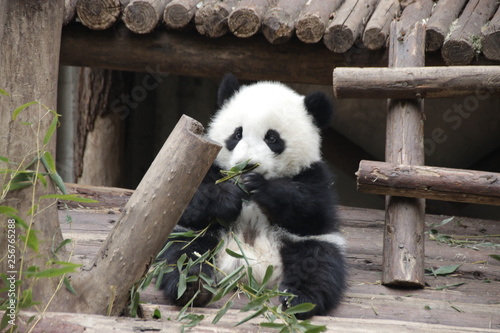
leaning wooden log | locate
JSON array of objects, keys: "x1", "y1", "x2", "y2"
[
  {"x1": 333, "y1": 66, "x2": 500, "y2": 99},
  {"x1": 195, "y1": 0, "x2": 236, "y2": 38},
  {"x1": 442, "y1": 0, "x2": 498, "y2": 66},
  {"x1": 323, "y1": 0, "x2": 378, "y2": 53},
  {"x1": 295, "y1": 0, "x2": 343, "y2": 44},
  {"x1": 76, "y1": 0, "x2": 124, "y2": 30},
  {"x1": 228, "y1": 0, "x2": 277, "y2": 38},
  {"x1": 48, "y1": 115, "x2": 221, "y2": 315},
  {"x1": 262, "y1": 0, "x2": 308, "y2": 45},
  {"x1": 123, "y1": 0, "x2": 168, "y2": 34},
  {"x1": 163, "y1": 0, "x2": 200, "y2": 29},
  {"x1": 425, "y1": 0, "x2": 468, "y2": 52},
  {"x1": 362, "y1": 0, "x2": 400, "y2": 50},
  {"x1": 357, "y1": 160, "x2": 500, "y2": 206},
  {"x1": 64, "y1": 0, "x2": 78, "y2": 25},
  {"x1": 383, "y1": 21, "x2": 426, "y2": 288},
  {"x1": 482, "y1": 6, "x2": 500, "y2": 61}
]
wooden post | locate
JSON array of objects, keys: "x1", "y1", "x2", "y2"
[
  {"x1": 295, "y1": 0, "x2": 343, "y2": 44},
  {"x1": 228, "y1": 0, "x2": 277, "y2": 38},
  {"x1": 163, "y1": 0, "x2": 201, "y2": 30},
  {"x1": 76, "y1": 0, "x2": 124, "y2": 30},
  {"x1": 357, "y1": 160, "x2": 500, "y2": 206},
  {"x1": 425, "y1": 0, "x2": 468, "y2": 52},
  {"x1": 332, "y1": 66, "x2": 500, "y2": 99},
  {"x1": 323, "y1": 0, "x2": 378, "y2": 53},
  {"x1": 441, "y1": 0, "x2": 497, "y2": 65},
  {"x1": 123, "y1": 0, "x2": 169, "y2": 34},
  {"x1": 362, "y1": 0, "x2": 399, "y2": 50},
  {"x1": 262, "y1": 0, "x2": 308, "y2": 45},
  {"x1": 383, "y1": 21, "x2": 426, "y2": 287},
  {"x1": 194, "y1": 0, "x2": 236, "y2": 37},
  {"x1": 49, "y1": 115, "x2": 221, "y2": 315}
]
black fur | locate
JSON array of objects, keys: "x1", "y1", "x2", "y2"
[
  {"x1": 304, "y1": 91, "x2": 334, "y2": 129},
  {"x1": 217, "y1": 73, "x2": 240, "y2": 107}
]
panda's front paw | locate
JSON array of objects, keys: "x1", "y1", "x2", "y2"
[
  {"x1": 242, "y1": 172, "x2": 267, "y2": 194},
  {"x1": 279, "y1": 285, "x2": 317, "y2": 320}
]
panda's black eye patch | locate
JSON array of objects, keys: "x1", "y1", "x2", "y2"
[
  {"x1": 225, "y1": 126, "x2": 243, "y2": 151},
  {"x1": 265, "y1": 129, "x2": 285, "y2": 154}
]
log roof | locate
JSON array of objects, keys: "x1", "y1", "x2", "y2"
[{"x1": 65, "y1": 0, "x2": 500, "y2": 66}]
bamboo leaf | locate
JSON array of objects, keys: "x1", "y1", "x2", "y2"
[
  {"x1": 54, "y1": 239, "x2": 72, "y2": 255},
  {"x1": 284, "y1": 302, "x2": 316, "y2": 315},
  {"x1": 152, "y1": 308, "x2": 162, "y2": 319},
  {"x1": 235, "y1": 307, "x2": 266, "y2": 326},
  {"x1": 434, "y1": 282, "x2": 466, "y2": 290},
  {"x1": 429, "y1": 264, "x2": 461, "y2": 276},
  {"x1": 489, "y1": 254, "x2": 500, "y2": 261},
  {"x1": 0, "y1": 88, "x2": 9, "y2": 96},
  {"x1": 63, "y1": 276, "x2": 76, "y2": 295},
  {"x1": 225, "y1": 248, "x2": 245, "y2": 259},
  {"x1": 40, "y1": 194, "x2": 98, "y2": 203},
  {"x1": 212, "y1": 301, "x2": 234, "y2": 324},
  {"x1": 0, "y1": 156, "x2": 8, "y2": 163},
  {"x1": 43, "y1": 116, "x2": 59, "y2": 145},
  {"x1": 0, "y1": 205, "x2": 19, "y2": 215},
  {"x1": 12, "y1": 101, "x2": 39, "y2": 120},
  {"x1": 33, "y1": 264, "x2": 81, "y2": 278},
  {"x1": 20, "y1": 229, "x2": 39, "y2": 253},
  {"x1": 177, "y1": 273, "x2": 187, "y2": 299},
  {"x1": 41, "y1": 151, "x2": 56, "y2": 173}
]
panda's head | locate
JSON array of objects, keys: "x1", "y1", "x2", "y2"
[{"x1": 207, "y1": 74, "x2": 333, "y2": 179}]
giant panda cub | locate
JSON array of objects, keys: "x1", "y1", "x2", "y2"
[{"x1": 159, "y1": 74, "x2": 346, "y2": 319}]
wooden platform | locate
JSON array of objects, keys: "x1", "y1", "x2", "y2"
[{"x1": 57, "y1": 184, "x2": 500, "y2": 332}]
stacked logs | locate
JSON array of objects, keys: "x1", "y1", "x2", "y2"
[{"x1": 67, "y1": 0, "x2": 500, "y2": 63}]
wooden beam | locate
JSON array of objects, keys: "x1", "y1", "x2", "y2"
[
  {"x1": 482, "y1": 6, "x2": 500, "y2": 61},
  {"x1": 362, "y1": 0, "x2": 400, "y2": 50},
  {"x1": 441, "y1": 0, "x2": 498, "y2": 66},
  {"x1": 323, "y1": 0, "x2": 378, "y2": 53},
  {"x1": 295, "y1": 0, "x2": 342, "y2": 44},
  {"x1": 357, "y1": 160, "x2": 500, "y2": 206},
  {"x1": 194, "y1": 0, "x2": 235, "y2": 38},
  {"x1": 333, "y1": 66, "x2": 500, "y2": 99},
  {"x1": 383, "y1": 21, "x2": 426, "y2": 288},
  {"x1": 425, "y1": 0, "x2": 468, "y2": 52},
  {"x1": 228, "y1": 0, "x2": 276, "y2": 38}
]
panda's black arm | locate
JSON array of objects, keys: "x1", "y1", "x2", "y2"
[
  {"x1": 243, "y1": 162, "x2": 338, "y2": 236},
  {"x1": 179, "y1": 164, "x2": 245, "y2": 230}
]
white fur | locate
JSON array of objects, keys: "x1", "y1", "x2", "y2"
[
  {"x1": 207, "y1": 82, "x2": 322, "y2": 179},
  {"x1": 216, "y1": 202, "x2": 284, "y2": 286}
]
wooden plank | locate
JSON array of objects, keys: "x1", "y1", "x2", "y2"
[
  {"x1": 425, "y1": 0, "x2": 468, "y2": 52},
  {"x1": 333, "y1": 66, "x2": 500, "y2": 99},
  {"x1": 383, "y1": 21, "x2": 426, "y2": 287},
  {"x1": 228, "y1": 0, "x2": 277, "y2": 38},
  {"x1": 357, "y1": 160, "x2": 500, "y2": 206},
  {"x1": 295, "y1": 0, "x2": 343, "y2": 44},
  {"x1": 163, "y1": 0, "x2": 199, "y2": 29},
  {"x1": 123, "y1": 0, "x2": 169, "y2": 34},
  {"x1": 483, "y1": 6, "x2": 500, "y2": 61},
  {"x1": 323, "y1": 0, "x2": 379, "y2": 53},
  {"x1": 362, "y1": 0, "x2": 400, "y2": 50},
  {"x1": 76, "y1": 0, "x2": 124, "y2": 30},
  {"x1": 441, "y1": 0, "x2": 498, "y2": 66},
  {"x1": 261, "y1": 0, "x2": 308, "y2": 45}
]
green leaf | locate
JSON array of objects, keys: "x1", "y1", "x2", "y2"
[
  {"x1": 235, "y1": 307, "x2": 266, "y2": 326},
  {"x1": 0, "y1": 205, "x2": 19, "y2": 215},
  {"x1": 0, "y1": 156, "x2": 8, "y2": 163},
  {"x1": 212, "y1": 301, "x2": 234, "y2": 324},
  {"x1": 41, "y1": 151, "x2": 56, "y2": 173},
  {"x1": 434, "y1": 282, "x2": 466, "y2": 290},
  {"x1": 54, "y1": 239, "x2": 72, "y2": 255},
  {"x1": 63, "y1": 276, "x2": 76, "y2": 295},
  {"x1": 129, "y1": 290, "x2": 140, "y2": 317},
  {"x1": 284, "y1": 302, "x2": 316, "y2": 315},
  {"x1": 20, "y1": 229, "x2": 39, "y2": 252},
  {"x1": 240, "y1": 294, "x2": 272, "y2": 312},
  {"x1": 40, "y1": 194, "x2": 98, "y2": 203},
  {"x1": 152, "y1": 308, "x2": 162, "y2": 319},
  {"x1": 260, "y1": 323, "x2": 286, "y2": 329},
  {"x1": 430, "y1": 264, "x2": 461, "y2": 276},
  {"x1": 0, "y1": 88, "x2": 9, "y2": 96},
  {"x1": 489, "y1": 254, "x2": 500, "y2": 262},
  {"x1": 217, "y1": 265, "x2": 245, "y2": 288},
  {"x1": 12, "y1": 101, "x2": 39, "y2": 120},
  {"x1": 33, "y1": 265, "x2": 80, "y2": 278},
  {"x1": 0, "y1": 311, "x2": 11, "y2": 331},
  {"x1": 43, "y1": 116, "x2": 59, "y2": 145},
  {"x1": 257, "y1": 265, "x2": 274, "y2": 294},
  {"x1": 177, "y1": 273, "x2": 187, "y2": 299},
  {"x1": 301, "y1": 323, "x2": 327, "y2": 333},
  {"x1": 27, "y1": 204, "x2": 39, "y2": 216},
  {"x1": 225, "y1": 248, "x2": 245, "y2": 259}
]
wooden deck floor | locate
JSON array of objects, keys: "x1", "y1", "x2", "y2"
[{"x1": 58, "y1": 185, "x2": 500, "y2": 332}]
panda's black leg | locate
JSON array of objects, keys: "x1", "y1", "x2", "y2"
[
  {"x1": 158, "y1": 229, "x2": 219, "y2": 307},
  {"x1": 278, "y1": 238, "x2": 346, "y2": 320}
]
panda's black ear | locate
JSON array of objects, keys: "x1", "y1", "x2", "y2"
[
  {"x1": 217, "y1": 73, "x2": 240, "y2": 108},
  {"x1": 304, "y1": 92, "x2": 334, "y2": 129}
]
